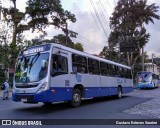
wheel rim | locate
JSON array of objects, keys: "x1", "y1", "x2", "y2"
[
  {"x1": 118, "y1": 88, "x2": 122, "y2": 98},
  {"x1": 73, "y1": 93, "x2": 81, "y2": 103}
]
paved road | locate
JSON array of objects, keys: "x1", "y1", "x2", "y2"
[{"x1": 0, "y1": 88, "x2": 160, "y2": 128}]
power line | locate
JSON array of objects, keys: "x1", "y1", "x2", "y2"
[
  {"x1": 90, "y1": 0, "x2": 108, "y2": 39},
  {"x1": 97, "y1": 1, "x2": 110, "y2": 34},
  {"x1": 99, "y1": 0, "x2": 110, "y2": 19},
  {"x1": 106, "y1": 0, "x2": 112, "y2": 11},
  {"x1": 89, "y1": 5, "x2": 108, "y2": 45},
  {"x1": 75, "y1": 37, "x2": 102, "y2": 52},
  {"x1": 77, "y1": 34, "x2": 105, "y2": 48},
  {"x1": 89, "y1": 7, "x2": 101, "y2": 31},
  {"x1": 74, "y1": 34, "x2": 105, "y2": 53}
]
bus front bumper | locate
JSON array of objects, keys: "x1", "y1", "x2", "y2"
[
  {"x1": 12, "y1": 88, "x2": 73, "y2": 103},
  {"x1": 137, "y1": 82, "x2": 154, "y2": 89}
]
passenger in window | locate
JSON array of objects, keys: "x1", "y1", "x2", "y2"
[
  {"x1": 80, "y1": 67, "x2": 85, "y2": 73},
  {"x1": 53, "y1": 61, "x2": 63, "y2": 72},
  {"x1": 72, "y1": 65, "x2": 77, "y2": 73}
]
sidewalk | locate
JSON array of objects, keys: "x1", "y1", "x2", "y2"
[{"x1": 0, "y1": 90, "x2": 12, "y2": 98}]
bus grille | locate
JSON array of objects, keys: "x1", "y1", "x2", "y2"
[
  {"x1": 15, "y1": 84, "x2": 39, "y2": 88},
  {"x1": 16, "y1": 95, "x2": 34, "y2": 101}
]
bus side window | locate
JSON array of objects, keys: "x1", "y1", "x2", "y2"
[
  {"x1": 72, "y1": 54, "x2": 87, "y2": 74},
  {"x1": 88, "y1": 58, "x2": 100, "y2": 75},
  {"x1": 119, "y1": 67, "x2": 122, "y2": 78},
  {"x1": 100, "y1": 61, "x2": 108, "y2": 76},
  {"x1": 51, "y1": 54, "x2": 68, "y2": 76},
  {"x1": 116, "y1": 66, "x2": 120, "y2": 77}
]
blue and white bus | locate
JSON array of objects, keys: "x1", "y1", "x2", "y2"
[
  {"x1": 137, "y1": 71, "x2": 159, "y2": 89},
  {"x1": 12, "y1": 43, "x2": 133, "y2": 107}
]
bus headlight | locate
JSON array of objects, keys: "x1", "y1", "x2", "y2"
[{"x1": 36, "y1": 83, "x2": 47, "y2": 93}]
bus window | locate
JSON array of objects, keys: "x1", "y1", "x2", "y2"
[
  {"x1": 100, "y1": 61, "x2": 109, "y2": 76},
  {"x1": 100, "y1": 61, "x2": 104, "y2": 76},
  {"x1": 51, "y1": 55, "x2": 68, "y2": 76},
  {"x1": 39, "y1": 59, "x2": 48, "y2": 80},
  {"x1": 72, "y1": 54, "x2": 87, "y2": 73},
  {"x1": 88, "y1": 58, "x2": 100, "y2": 75},
  {"x1": 109, "y1": 64, "x2": 115, "y2": 77}
]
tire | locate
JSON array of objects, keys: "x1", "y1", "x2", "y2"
[
  {"x1": 117, "y1": 87, "x2": 122, "y2": 99},
  {"x1": 71, "y1": 89, "x2": 82, "y2": 107}
]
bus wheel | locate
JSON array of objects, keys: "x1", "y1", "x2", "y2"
[
  {"x1": 71, "y1": 89, "x2": 82, "y2": 107},
  {"x1": 117, "y1": 87, "x2": 122, "y2": 99}
]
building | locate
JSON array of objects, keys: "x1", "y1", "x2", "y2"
[{"x1": 145, "y1": 63, "x2": 158, "y2": 75}]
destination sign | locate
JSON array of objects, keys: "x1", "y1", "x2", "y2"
[{"x1": 23, "y1": 44, "x2": 51, "y2": 55}]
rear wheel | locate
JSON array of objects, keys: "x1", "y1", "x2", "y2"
[
  {"x1": 117, "y1": 87, "x2": 122, "y2": 99},
  {"x1": 71, "y1": 89, "x2": 82, "y2": 107}
]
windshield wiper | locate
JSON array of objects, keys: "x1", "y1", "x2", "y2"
[{"x1": 28, "y1": 52, "x2": 40, "y2": 73}]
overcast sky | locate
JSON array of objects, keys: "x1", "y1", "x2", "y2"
[{"x1": 1, "y1": 0, "x2": 160, "y2": 58}]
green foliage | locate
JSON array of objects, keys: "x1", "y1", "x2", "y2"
[
  {"x1": 1, "y1": 0, "x2": 77, "y2": 69},
  {"x1": 74, "y1": 42, "x2": 84, "y2": 52},
  {"x1": 26, "y1": 0, "x2": 77, "y2": 37},
  {"x1": 108, "y1": 0, "x2": 160, "y2": 68},
  {"x1": 99, "y1": 46, "x2": 127, "y2": 64},
  {"x1": 52, "y1": 34, "x2": 75, "y2": 48}
]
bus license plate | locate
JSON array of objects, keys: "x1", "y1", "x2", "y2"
[{"x1": 21, "y1": 98, "x2": 27, "y2": 102}]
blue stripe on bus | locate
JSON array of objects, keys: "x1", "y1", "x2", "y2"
[
  {"x1": 12, "y1": 86, "x2": 133, "y2": 102},
  {"x1": 137, "y1": 82, "x2": 154, "y2": 88}
]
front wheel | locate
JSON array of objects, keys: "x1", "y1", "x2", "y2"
[
  {"x1": 117, "y1": 87, "x2": 122, "y2": 99},
  {"x1": 70, "y1": 89, "x2": 82, "y2": 107}
]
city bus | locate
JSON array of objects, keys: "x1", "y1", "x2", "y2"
[
  {"x1": 137, "y1": 71, "x2": 159, "y2": 89},
  {"x1": 12, "y1": 43, "x2": 133, "y2": 107}
]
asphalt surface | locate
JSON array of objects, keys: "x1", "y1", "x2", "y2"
[{"x1": 0, "y1": 87, "x2": 160, "y2": 128}]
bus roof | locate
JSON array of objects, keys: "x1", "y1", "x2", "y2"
[
  {"x1": 50, "y1": 43, "x2": 131, "y2": 69},
  {"x1": 24, "y1": 43, "x2": 131, "y2": 69}
]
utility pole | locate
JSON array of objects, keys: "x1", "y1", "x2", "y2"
[
  {"x1": 141, "y1": 21, "x2": 145, "y2": 71},
  {"x1": 152, "y1": 53, "x2": 155, "y2": 73}
]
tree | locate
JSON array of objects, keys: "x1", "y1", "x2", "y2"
[
  {"x1": 52, "y1": 34, "x2": 75, "y2": 48},
  {"x1": 2, "y1": 0, "x2": 77, "y2": 68},
  {"x1": 25, "y1": 0, "x2": 77, "y2": 38},
  {"x1": 74, "y1": 42, "x2": 84, "y2": 51},
  {"x1": 2, "y1": 0, "x2": 26, "y2": 68},
  {"x1": 109, "y1": 0, "x2": 160, "y2": 70},
  {"x1": 99, "y1": 46, "x2": 127, "y2": 64},
  {"x1": 0, "y1": 20, "x2": 11, "y2": 69}
]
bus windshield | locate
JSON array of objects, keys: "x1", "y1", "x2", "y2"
[
  {"x1": 15, "y1": 53, "x2": 49, "y2": 83},
  {"x1": 137, "y1": 72, "x2": 152, "y2": 82}
]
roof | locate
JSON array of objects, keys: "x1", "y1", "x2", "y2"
[{"x1": 50, "y1": 43, "x2": 131, "y2": 69}]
